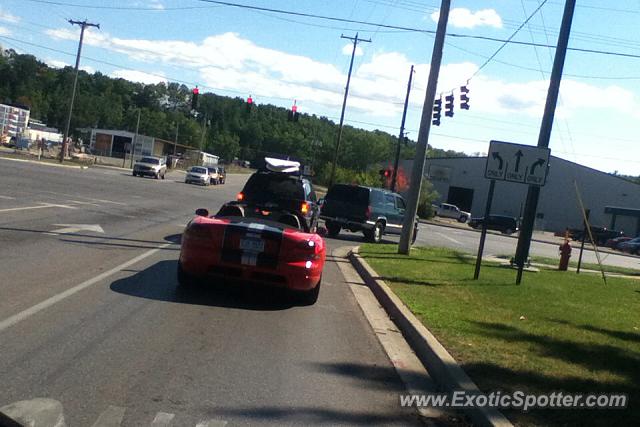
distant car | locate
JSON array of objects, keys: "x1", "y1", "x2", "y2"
[
  {"x1": 185, "y1": 166, "x2": 211, "y2": 186},
  {"x1": 605, "y1": 236, "x2": 632, "y2": 249},
  {"x1": 206, "y1": 166, "x2": 226, "y2": 185},
  {"x1": 618, "y1": 237, "x2": 640, "y2": 255},
  {"x1": 133, "y1": 156, "x2": 166, "y2": 179},
  {"x1": 320, "y1": 184, "x2": 417, "y2": 244},
  {"x1": 434, "y1": 203, "x2": 471, "y2": 223},
  {"x1": 571, "y1": 226, "x2": 624, "y2": 246},
  {"x1": 468, "y1": 215, "x2": 518, "y2": 235},
  {"x1": 235, "y1": 159, "x2": 319, "y2": 232}
]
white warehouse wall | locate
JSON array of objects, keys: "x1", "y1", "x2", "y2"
[{"x1": 397, "y1": 157, "x2": 640, "y2": 234}]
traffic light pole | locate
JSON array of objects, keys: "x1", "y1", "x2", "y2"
[
  {"x1": 391, "y1": 65, "x2": 414, "y2": 193},
  {"x1": 398, "y1": 0, "x2": 450, "y2": 255},
  {"x1": 328, "y1": 33, "x2": 371, "y2": 188},
  {"x1": 59, "y1": 19, "x2": 100, "y2": 163},
  {"x1": 514, "y1": 0, "x2": 576, "y2": 284}
]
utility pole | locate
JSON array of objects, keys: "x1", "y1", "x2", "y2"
[
  {"x1": 59, "y1": 19, "x2": 100, "y2": 163},
  {"x1": 130, "y1": 108, "x2": 141, "y2": 169},
  {"x1": 398, "y1": 0, "x2": 451, "y2": 254},
  {"x1": 514, "y1": 0, "x2": 576, "y2": 284},
  {"x1": 199, "y1": 113, "x2": 208, "y2": 151},
  {"x1": 173, "y1": 122, "x2": 179, "y2": 155},
  {"x1": 328, "y1": 33, "x2": 371, "y2": 187},
  {"x1": 391, "y1": 65, "x2": 415, "y2": 192}
]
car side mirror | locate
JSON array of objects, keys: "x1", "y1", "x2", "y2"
[
  {"x1": 195, "y1": 208, "x2": 209, "y2": 217},
  {"x1": 316, "y1": 226, "x2": 328, "y2": 237}
]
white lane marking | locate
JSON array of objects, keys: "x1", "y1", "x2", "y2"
[
  {"x1": 0, "y1": 243, "x2": 172, "y2": 333},
  {"x1": 41, "y1": 191, "x2": 127, "y2": 206},
  {"x1": 196, "y1": 420, "x2": 228, "y2": 427},
  {"x1": 151, "y1": 412, "x2": 175, "y2": 426},
  {"x1": 66, "y1": 200, "x2": 101, "y2": 207},
  {"x1": 0, "y1": 398, "x2": 67, "y2": 427},
  {"x1": 0, "y1": 203, "x2": 77, "y2": 213},
  {"x1": 49, "y1": 224, "x2": 105, "y2": 234},
  {"x1": 91, "y1": 406, "x2": 125, "y2": 427},
  {"x1": 0, "y1": 195, "x2": 15, "y2": 200},
  {"x1": 435, "y1": 232, "x2": 462, "y2": 245}
]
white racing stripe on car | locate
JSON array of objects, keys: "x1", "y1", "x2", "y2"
[{"x1": 248, "y1": 223, "x2": 266, "y2": 231}]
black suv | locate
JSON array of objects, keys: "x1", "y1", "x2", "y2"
[
  {"x1": 469, "y1": 215, "x2": 518, "y2": 235},
  {"x1": 320, "y1": 184, "x2": 416, "y2": 243},
  {"x1": 234, "y1": 169, "x2": 319, "y2": 232}
]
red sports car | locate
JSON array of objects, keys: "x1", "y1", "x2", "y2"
[{"x1": 178, "y1": 204, "x2": 326, "y2": 305}]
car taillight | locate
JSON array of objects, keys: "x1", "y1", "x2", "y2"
[
  {"x1": 365, "y1": 206, "x2": 371, "y2": 219},
  {"x1": 298, "y1": 238, "x2": 321, "y2": 259},
  {"x1": 237, "y1": 192, "x2": 244, "y2": 201},
  {"x1": 301, "y1": 202, "x2": 309, "y2": 214}
]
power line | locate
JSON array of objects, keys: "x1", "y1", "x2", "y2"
[{"x1": 18, "y1": 0, "x2": 220, "y2": 11}]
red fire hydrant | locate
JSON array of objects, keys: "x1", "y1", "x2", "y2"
[{"x1": 559, "y1": 238, "x2": 572, "y2": 271}]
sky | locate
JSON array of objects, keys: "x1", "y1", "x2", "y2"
[{"x1": 1, "y1": 0, "x2": 640, "y2": 175}]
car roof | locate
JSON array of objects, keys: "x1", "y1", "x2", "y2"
[{"x1": 330, "y1": 183, "x2": 401, "y2": 197}]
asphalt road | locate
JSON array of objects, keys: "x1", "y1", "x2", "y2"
[
  {"x1": 0, "y1": 158, "x2": 421, "y2": 427},
  {"x1": 2, "y1": 158, "x2": 634, "y2": 426}
]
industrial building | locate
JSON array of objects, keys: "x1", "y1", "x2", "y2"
[
  {"x1": 398, "y1": 156, "x2": 640, "y2": 235},
  {"x1": 0, "y1": 103, "x2": 30, "y2": 139}
]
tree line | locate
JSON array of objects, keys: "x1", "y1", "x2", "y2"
[{"x1": 0, "y1": 48, "x2": 467, "y2": 185}]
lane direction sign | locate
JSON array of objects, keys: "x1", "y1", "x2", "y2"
[{"x1": 485, "y1": 140, "x2": 550, "y2": 186}]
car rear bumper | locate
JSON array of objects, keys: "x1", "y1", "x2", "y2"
[
  {"x1": 320, "y1": 216, "x2": 373, "y2": 231},
  {"x1": 179, "y1": 252, "x2": 322, "y2": 291}
]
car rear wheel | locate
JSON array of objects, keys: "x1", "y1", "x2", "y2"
[
  {"x1": 458, "y1": 215, "x2": 468, "y2": 223},
  {"x1": 295, "y1": 277, "x2": 321, "y2": 306},
  {"x1": 161, "y1": 171, "x2": 165, "y2": 180},
  {"x1": 326, "y1": 221, "x2": 341, "y2": 237},
  {"x1": 177, "y1": 262, "x2": 197, "y2": 288},
  {"x1": 412, "y1": 225, "x2": 418, "y2": 244},
  {"x1": 504, "y1": 228, "x2": 514, "y2": 235},
  {"x1": 365, "y1": 221, "x2": 383, "y2": 243}
]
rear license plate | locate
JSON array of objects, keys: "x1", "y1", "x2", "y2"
[{"x1": 240, "y1": 238, "x2": 265, "y2": 252}]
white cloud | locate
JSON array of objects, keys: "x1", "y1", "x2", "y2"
[
  {"x1": 46, "y1": 59, "x2": 68, "y2": 69},
  {"x1": 148, "y1": 0, "x2": 165, "y2": 10},
  {"x1": 44, "y1": 27, "x2": 639, "y2": 120},
  {"x1": 111, "y1": 69, "x2": 166, "y2": 84},
  {"x1": 431, "y1": 8, "x2": 502, "y2": 29},
  {"x1": 0, "y1": 26, "x2": 10, "y2": 36},
  {"x1": 342, "y1": 43, "x2": 363, "y2": 57},
  {"x1": 0, "y1": 8, "x2": 20, "y2": 24}
]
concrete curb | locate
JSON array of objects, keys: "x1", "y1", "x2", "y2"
[
  {"x1": 0, "y1": 155, "x2": 88, "y2": 169},
  {"x1": 419, "y1": 219, "x2": 639, "y2": 260},
  {"x1": 349, "y1": 247, "x2": 513, "y2": 427}
]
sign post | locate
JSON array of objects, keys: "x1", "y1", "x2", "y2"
[
  {"x1": 473, "y1": 179, "x2": 496, "y2": 280},
  {"x1": 479, "y1": 140, "x2": 550, "y2": 282}
]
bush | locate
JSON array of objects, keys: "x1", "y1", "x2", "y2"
[{"x1": 417, "y1": 178, "x2": 439, "y2": 219}]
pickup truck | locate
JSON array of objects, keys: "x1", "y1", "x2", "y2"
[{"x1": 434, "y1": 202, "x2": 471, "y2": 223}]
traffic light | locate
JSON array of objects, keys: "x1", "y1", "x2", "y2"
[
  {"x1": 432, "y1": 97, "x2": 442, "y2": 126},
  {"x1": 288, "y1": 101, "x2": 299, "y2": 122},
  {"x1": 191, "y1": 87, "x2": 199, "y2": 110},
  {"x1": 460, "y1": 85, "x2": 470, "y2": 110},
  {"x1": 445, "y1": 94, "x2": 454, "y2": 117},
  {"x1": 379, "y1": 168, "x2": 392, "y2": 179},
  {"x1": 246, "y1": 95, "x2": 253, "y2": 112}
]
